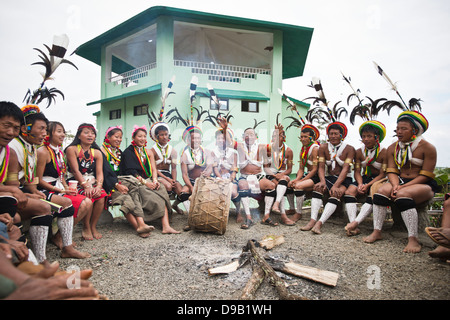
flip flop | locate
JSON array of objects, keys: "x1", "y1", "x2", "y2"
[
  {"x1": 241, "y1": 218, "x2": 254, "y2": 229},
  {"x1": 425, "y1": 227, "x2": 450, "y2": 249},
  {"x1": 261, "y1": 218, "x2": 279, "y2": 227}
]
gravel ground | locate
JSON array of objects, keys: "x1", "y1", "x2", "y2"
[{"x1": 46, "y1": 206, "x2": 449, "y2": 301}]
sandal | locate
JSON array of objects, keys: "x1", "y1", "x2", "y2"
[
  {"x1": 241, "y1": 218, "x2": 254, "y2": 229},
  {"x1": 261, "y1": 218, "x2": 279, "y2": 227}
]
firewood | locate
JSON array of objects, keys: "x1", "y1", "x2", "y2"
[
  {"x1": 258, "y1": 235, "x2": 285, "y2": 250},
  {"x1": 240, "y1": 261, "x2": 265, "y2": 300},
  {"x1": 265, "y1": 256, "x2": 339, "y2": 287},
  {"x1": 244, "y1": 240, "x2": 308, "y2": 300},
  {"x1": 208, "y1": 252, "x2": 250, "y2": 275}
]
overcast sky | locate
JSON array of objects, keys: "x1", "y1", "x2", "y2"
[{"x1": 1, "y1": 0, "x2": 449, "y2": 166}]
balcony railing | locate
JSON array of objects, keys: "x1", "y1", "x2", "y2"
[
  {"x1": 109, "y1": 62, "x2": 157, "y2": 86},
  {"x1": 174, "y1": 60, "x2": 271, "y2": 83}
]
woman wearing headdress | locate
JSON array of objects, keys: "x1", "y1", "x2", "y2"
[
  {"x1": 364, "y1": 63, "x2": 438, "y2": 253},
  {"x1": 120, "y1": 125, "x2": 180, "y2": 234},
  {"x1": 65, "y1": 123, "x2": 107, "y2": 240},
  {"x1": 36, "y1": 121, "x2": 94, "y2": 242},
  {"x1": 300, "y1": 78, "x2": 355, "y2": 234}
]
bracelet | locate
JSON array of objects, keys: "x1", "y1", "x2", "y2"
[
  {"x1": 318, "y1": 157, "x2": 325, "y2": 163},
  {"x1": 344, "y1": 158, "x2": 353, "y2": 164},
  {"x1": 386, "y1": 167, "x2": 400, "y2": 175},
  {"x1": 419, "y1": 170, "x2": 435, "y2": 179},
  {"x1": 354, "y1": 163, "x2": 361, "y2": 169},
  {"x1": 80, "y1": 180, "x2": 87, "y2": 185},
  {"x1": 6, "y1": 173, "x2": 18, "y2": 182}
]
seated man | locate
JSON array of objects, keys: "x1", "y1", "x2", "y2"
[
  {"x1": 237, "y1": 126, "x2": 278, "y2": 228},
  {"x1": 288, "y1": 124, "x2": 320, "y2": 222},
  {"x1": 365, "y1": 110, "x2": 437, "y2": 253},
  {"x1": 149, "y1": 123, "x2": 184, "y2": 214},
  {"x1": 426, "y1": 194, "x2": 450, "y2": 261},
  {"x1": 344, "y1": 120, "x2": 387, "y2": 236},
  {"x1": 301, "y1": 122, "x2": 355, "y2": 234},
  {"x1": 263, "y1": 123, "x2": 295, "y2": 226},
  {"x1": 7, "y1": 105, "x2": 89, "y2": 263}
]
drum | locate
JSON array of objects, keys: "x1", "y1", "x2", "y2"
[{"x1": 188, "y1": 176, "x2": 232, "y2": 235}]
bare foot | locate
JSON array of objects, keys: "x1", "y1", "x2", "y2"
[
  {"x1": 138, "y1": 232, "x2": 151, "y2": 238},
  {"x1": 91, "y1": 228, "x2": 102, "y2": 240},
  {"x1": 271, "y1": 201, "x2": 280, "y2": 213},
  {"x1": 345, "y1": 221, "x2": 360, "y2": 236},
  {"x1": 363, "y1": 230, "x2": 382, "y2": 243},
  {"x1": 291, "y1": 212, "x2": 302, "y2": 222},
  {"x1": 281, "y1": 214, "x2": 295, "y2": 226},
  {"x1": 172, "y1": 204, "x2": 185, "y2": 215},
  {"x1": 82, "y1": 228, "x2": 93, "y2": 241},
  {"x1": 137, "y1": 225, "x2": 155, "y2": 234},
  {"x1": 311, "y1": 221, "x2": 323, "y2": 234},
  {"x1": 236, "y1": 213, "x2": 244, "y2": 224},
  {"x1": 51, "y1": 232, "x2": 63, "y2": 249},
  {"x1": 162, "y1": 226, "x2": 181, "y2": 234},
  {"x1": 300, "y1": 219, "x2": 316, "y2": 231},
  {"x1": 61, "y1": 245, "x2": 91, "y2": 259},
  {"x1": 285, "y1": 209, "x2": 296, "y2": 215},
  {"x1": 403, "y1": 237, "x2": 421, "y2": 253},
  {"x1": 428, "y1": 246, "x2": 450, "y2": 260}
]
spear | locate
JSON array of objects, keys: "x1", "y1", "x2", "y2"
[
  {"x1": 278, "y1": 88, "x2": 306, "y2": 125},
  {"x1": 189, "y1": 76, "x2": 198, "y2": 124}
]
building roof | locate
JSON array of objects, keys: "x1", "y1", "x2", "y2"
[{"x1": 75, "y1": 6, "x2": 313, "y2": 79}]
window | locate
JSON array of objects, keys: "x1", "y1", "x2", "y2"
[
  {"x1": 241, "y1": 101, "x2": 259, "y2": 113},
  {"x1": 210, "y1": 98, "x2": 229, "y2": 111},
  {"x1": 134, "y1": 104, "x2": 148, "y2": 116},
  {"x1": 109, "y1": 109, "x2": 121, "y2": 120}
]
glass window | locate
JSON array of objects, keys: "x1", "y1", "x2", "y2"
[
  {"x1": 109, "y1": 109, "x2": 121, "y2": 120},
  {"x1": 241, "y1": 101, "x2": 259, "y2": 113},
  {"x1": 210, "y1": 98, "x2": 229, "y2": 111},
  {"x1": 134, "y1": 104, "x2": 148, "y2": 116}
]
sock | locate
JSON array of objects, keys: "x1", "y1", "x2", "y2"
[
  {"x1": 29, "y1": 215, "x2": 53, "y2": 263},
  {"x1": 395, "y1": 198, "x2": 418, "y2": 238},
  {"x1": 280, "y1": 196, "x2": 286, "y2": 214},
  {"x1": 355, "y1": 203, "x2": 373, "y2": 224},
  {"x1": 264, "y1": 190, "x2": 276, "y2": 216},
  {"x1": 275, "y1": 180, "x2": 287, "y2": 203},
  {"x1": 286, "y1": 188, "x2": 295, "y2": 211},
  {"x1": 232, "y1": 195, "x2": 241, "y2": 214},
  {"x1": 319, "y1": 197, "x2": 339, "y2": 224},
  {"x1": 310, "y1": 191, "x2": 323, "y2": 221},
  {"x1": 57, "y1": 216, "x2": 74, "y2": 247},
  {"x1": 344, "y1": 195, "x2": 357, "y2": 222},
  {"x1": 372, "y1": 193, "x2": 390, "y2": 231},
  {"x1": 294, "y1": 189, "x2": 305, "y2": 214},
  {"x1": 178, "y1": 193, "x2": 191, "y2": 212}
]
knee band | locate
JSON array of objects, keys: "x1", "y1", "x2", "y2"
[
  {"x1": 55, "y1": 205, "x2": 75, "y2": 218},
  {"x1": 178, "y1": 193, "x2": 191, "y2": 202},
  {"x1": 238, "y1": 190, "x2": 249, "y2": 198},
  {"x1": 394, "y1": 198, "x2": 416, "y2": 211},
  {"x1": 365, "y1": 196, "x2": 373, "y2": 205},
  {"x1": 30, "y1": 214, "x2": 53, "y2": 227},
  {"x1": 285, "y1": 187, "x2": 294, "y2": 194},
  {"x1": 312, "y1": 191, "x2": 323, "y2": 199},
  {"x1": 373, "y1": 193, "x2": 390, "y2": 206},
  {"x1": 265, "y1": 189, "x2": 276, "y2": 197},
  {"x1": 343, "y1": 195, "x2": 357, "y2": 203},
  {"x1": 278, "y1": 179, "x2": 288, "y2": 186},
  {"x1": 328, "y1": 197, "x2": 341, "y2": 205},
  {"x1": 231, "y1": 194, "x2": 241, "y2": 203},
  {"x1": 294, "y1": 189, "x2": 305, "y2": 197}
]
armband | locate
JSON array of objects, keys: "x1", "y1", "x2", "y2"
[
  {"x1": 318, "y1": 157, "x2": 325, "y2": 163},
  {"x1": 5, "y1": 173, "x2": 18, "y2": 182},
  {"x1": 312, "y1": 160, "x2": 318, "y2": 166},
  {"x1": 386, "y1": 167, "x2": 400, "y2": 175},
  {"x1": 344, "y1": 158, "x2": 353, "y2": 164},
  {"x1": 381, "y1": 164, "x2": 387, "y2": 172},
  {"x1": 419, "y1": 170, "x2": 435, "y2": 179},
  {"x1": 354, "y1": 163, "x2": 361, "y2": 169}
]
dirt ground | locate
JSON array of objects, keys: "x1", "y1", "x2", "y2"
[{"x1": 46, "y1": 205, "x2": 449, "y2": 302}]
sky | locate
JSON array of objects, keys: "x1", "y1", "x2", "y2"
[{"x1": 1, "y1": 0, "x2": 449, "y2": 166}]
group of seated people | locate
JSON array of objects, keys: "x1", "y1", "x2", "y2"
[{"x1": 0, "y1": 99, "x2": 447, "y2": 299}]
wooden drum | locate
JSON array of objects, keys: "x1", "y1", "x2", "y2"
[{"x1": 188, "y1": 176, "x2": 232, "y2": 235}]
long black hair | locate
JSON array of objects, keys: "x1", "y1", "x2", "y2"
[{"x1": 66, "y1": 123, "x2": 101, "y2": 151}]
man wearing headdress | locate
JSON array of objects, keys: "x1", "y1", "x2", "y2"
[
  {"x1": 301, "y1": 121, "x2": 355, "y2": 234},
  {"x1": 7, "y1": 105, "x2": 89, "y2": 263},
  {"x1": 344, "y1": 120, "x2": 387, "y2": 236},
  {"x1": 288, "y1": 124, "x2": 321, "y2": 222},
  {"x1": 263, "y1": 122, "x2": 296, "y2": 226},
  {"x1": 364, "y1": 110, "x2": 437, "y2": 253}
]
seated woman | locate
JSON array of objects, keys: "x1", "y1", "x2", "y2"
[
  {"x1": 36, "y1": 121, "x2": 94, "y2": 241},
  {"x1": 120, "y1": 125, "x2": 179, "y2": 234},
  {"x1": 65, "y1": 123, "x2": 107, "y2": 240},
  {"x1": 101, "y1": 126, "x2": 154, "y2": 238}
]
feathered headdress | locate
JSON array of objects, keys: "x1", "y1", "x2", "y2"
[
  {"x1": 23, "y1": 34, "x2": 78, "y2": 108},
  {"x1": 303, "y1": 78, "x2": 348, "y2": 139},
  {"x1": 373, "y1": 62, "x2": 428, "y2": 135},
  {"x1": 166, "y1": 76, "x2": 209, "y2": 143},
  {"x1": 341, "y1": 72, "x2": 387, "y2": 143},
  {"x1": 280, "y1": 88, "x2": 320, "y2": 141},
  {"x1": 148, "y1": 76, "x2": 175, "y2": 142}
]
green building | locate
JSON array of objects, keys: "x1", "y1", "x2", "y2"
[{"x1": 76, "y1": 6, "x2": 313, "y2": 169}]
